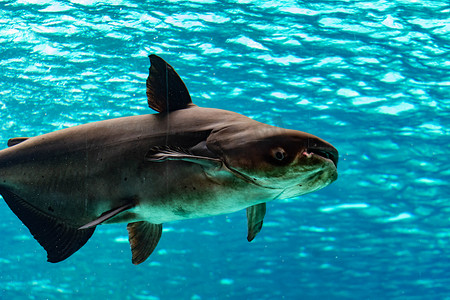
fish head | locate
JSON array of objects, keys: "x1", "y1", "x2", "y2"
[{"x1": 206, "y1": 123, "x2": 338, "y2": 198}]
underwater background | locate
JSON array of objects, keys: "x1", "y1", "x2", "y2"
[{"x1": 0, "y1": 0, "x2": 448, "y2": 299}]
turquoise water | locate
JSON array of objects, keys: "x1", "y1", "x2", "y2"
[{"x1": 0, "y1": 0, "x2": 449, "y2": 299}]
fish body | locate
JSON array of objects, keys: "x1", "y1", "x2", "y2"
[{"x1": 0, "y1": 55, "x2": 338, "y2": 264}]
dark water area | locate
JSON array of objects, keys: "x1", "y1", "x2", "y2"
[{"x1": 0, "y1": 0, "x2": 449, "y2": 299}]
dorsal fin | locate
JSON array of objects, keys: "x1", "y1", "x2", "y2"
[
  {"x1": 7, "y1": 137, "x2": 29, "y2": 147},
  {"x1": 146, "y1": 54, "x2": 193, "y2": 113}
]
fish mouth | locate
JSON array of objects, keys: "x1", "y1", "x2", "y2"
[
  {"x1": 304, "y1": 147, "x2": 338, "y2": 168},
  {"x1": 301, "y1": 147, "x2": 339, "y2": 185},
  {"x1": 274, "y1": 149, "x2": 339, "y2": 200}
]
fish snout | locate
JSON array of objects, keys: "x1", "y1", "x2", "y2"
[
  {"x1": 304, "y1": 146, "x2": 338, "y2": 168},
  {"x1": 301, "y1": 134, "x2": 339, "y2": 168}
]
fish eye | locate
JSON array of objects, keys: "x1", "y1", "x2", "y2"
[{"x1": 271, "y1": 147, "x2": 287, "y2": 161}]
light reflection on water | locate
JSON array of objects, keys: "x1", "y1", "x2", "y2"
[{"x1": 0, "y1": 0, "x2": 449, "y2": 299}]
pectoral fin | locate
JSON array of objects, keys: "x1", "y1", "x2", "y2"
[
  {"x1": 145, "y1": 146, "x2": 222, "y2": 168},
  {"x1": 0, "y1": 189, "x2": 95, "y2": 263},
  {"x1": 127, "y1": 221, "x2": 162, "y2": 265},
  {"x1": 246, "y1": 203, "x2": 266, "y2": 242}
]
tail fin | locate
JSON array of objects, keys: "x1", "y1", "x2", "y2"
[{"x1": 0, "y1": 189, "x2": 95, "y2": 262}]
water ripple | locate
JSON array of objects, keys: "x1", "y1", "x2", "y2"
[{"x1": 0, "y1": 0, "x2": 449, "y2": 299}]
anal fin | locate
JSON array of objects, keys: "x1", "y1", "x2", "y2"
[
  {"x1": 0, "y1": 189, "x2": 95, "y2": 263},
  {"x1": 246, "y1": 203, "x2": 266, "y2": 242},
  {"x1": 79, "y1": 203, "x2": 134, "y2": 229},
  {"x1": 127, "y1": 221, "x2": 162, "y2": 265}
]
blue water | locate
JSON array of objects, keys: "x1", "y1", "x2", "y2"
[{"x1": 0, "y1": 0, "x2": 449, "y2": 299}]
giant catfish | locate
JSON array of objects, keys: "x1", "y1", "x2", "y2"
[{"x1": 0, "y1": 55, "x2": 338, "y2": 264}]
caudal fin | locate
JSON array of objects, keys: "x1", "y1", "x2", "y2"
[{"x1": 0, "y1": 189, "x2": 95, "y2": 262}]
